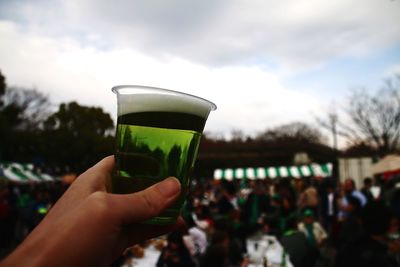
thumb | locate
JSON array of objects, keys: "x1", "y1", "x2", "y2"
[{"x1": 108, "y1": 177, "x2": 181, "y2": 225}]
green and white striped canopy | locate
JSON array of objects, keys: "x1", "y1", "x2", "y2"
[
  {"x1": 0, "y1": 163, "x2": 55, "y2": 183},
  {"x1": 214, "y1": 163, "x2": 333, "y2": 180}
]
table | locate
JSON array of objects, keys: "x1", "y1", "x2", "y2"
[
  {"x1": 122, "y1": 244, "x2": 161, "y2": 267},
  {"x1": 247, "y1": 235, "x2": 294, "y2": 267}
]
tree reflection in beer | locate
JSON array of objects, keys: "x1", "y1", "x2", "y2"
[
  {"x1": 167, "y1": 145, "x2": 182, "y2": 178},
  {"x1": 113, "y1": 111, "x2": 204, "y2": 224}
]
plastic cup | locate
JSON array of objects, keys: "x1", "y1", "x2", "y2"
[{"x1": 111, "y1": 85, "x2": 216, "y2": 225}]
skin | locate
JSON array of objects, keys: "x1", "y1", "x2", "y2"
[
  {"x1": 303, "y1": 216, "x2": 314, "y2": 225},
  {"x1": 343, "y1": 179, "x2": 355, "y2": 194},
  {"x1": 0, "y1": 156, "x2": 184, "y2": 267},
  {"x1": 339, "y1": 179, "x2": 356, "y2": 212}
]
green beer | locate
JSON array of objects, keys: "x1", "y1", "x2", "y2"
[{"x1": 111, "y1": 86, "x2": 216, "y2": 225}]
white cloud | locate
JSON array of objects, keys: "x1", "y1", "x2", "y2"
[
  {"x1": 1, "y1": 0, "x2": 399, "y2": 72},
  {"x1": 0, "y1": 20, "x2": 324, "y2": 136},
  {"x1": 1, "y1": 0, "x2": 397, "y2": 140},
  {"x1": 0, "y1": 0, "x2": 400, "y2": 71},
  {"x1": 384, "y1": 64, "x2": 400, "y2": 78}
]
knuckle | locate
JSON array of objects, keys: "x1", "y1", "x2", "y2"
[
  {"x1": 139, "y1": 192, "x2": 160, "y2": 216},
  {"x1": 86, "y1": 191, "x2": 110, "y2": 219}
]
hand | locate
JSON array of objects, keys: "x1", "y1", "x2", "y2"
[
  {"x1": 241, "y1": 255, "x2": 249, "y2": 267},
  {"x1": 1, "y1": 156, "x2": 184, "y2": 267},
  {"x1": 388, "y1": 239, "x2": 400, "y2": 254}
]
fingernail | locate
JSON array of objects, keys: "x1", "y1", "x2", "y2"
[{"x1": 156, "y1": 177, "x2": 181, "y2": 198}]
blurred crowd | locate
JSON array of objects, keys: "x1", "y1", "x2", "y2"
[
  {"x1": 2, "y1": 175, "x2": 400, "y2": 267},
  {"x1": 155, "y1": 176, "x2": 400, "y2": 267},
  {"x1": 0, "y1": 181, "x2": 68, "y2": 257}
]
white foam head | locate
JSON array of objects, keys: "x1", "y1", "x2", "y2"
[{"x1": 112, "y1": 85, "x2": 217, "y2": 118}]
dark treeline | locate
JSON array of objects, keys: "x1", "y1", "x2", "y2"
[
  {"x1": 0, "y1": 70, "x2": 114, "y2": 175},
  {"x1": 196, "y1": 131, "x2": 335, "y2": 178},
  {"x1": 0, "y1": 70, "x2": 333, "y2": 176},
  {"x1": 1, "y1": 69, "x2": 398, "y2": 176}
]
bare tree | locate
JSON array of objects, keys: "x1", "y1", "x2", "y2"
[
  {"x1": 1, "y1": 86, "x2": 51, "y2": 131},
  {"x1": 0, "y1": 70, "x2": 6, "y2": 105},
  {"x1": 319, "y1": 75, "x2": 400, "y2": 155},
  {"x1": 256, "y1": 121, "x2": 327, "y2": 144},
  {"x1": 229, "y1": 129, "x2": 248, "y2": 142}
]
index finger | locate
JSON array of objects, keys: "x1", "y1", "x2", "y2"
[
  {"x1": 76, "y1": 155, "x2": 115, "y2": 191},
  {"x1": 44, "y1": 156, "x2": 115, "y2": 222}
]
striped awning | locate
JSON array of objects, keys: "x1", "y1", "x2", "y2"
[
  {"x1": 214, "y1": 163, "x2": 333, "y2": 180},
  {"x1": 0, "y1": 163, "x2": 55, "y2": 183}
]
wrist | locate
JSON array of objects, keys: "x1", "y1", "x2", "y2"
[{"x1": 1, "y1": 227, "x2": 50, "y2": 267}]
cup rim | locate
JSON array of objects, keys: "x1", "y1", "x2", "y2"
[{"x1": 112, "y1": 85, "x2": 217, "y2": 111}]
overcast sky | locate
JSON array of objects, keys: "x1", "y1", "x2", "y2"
[{"x1": 0, "y1": 0, "x2": 399, "y2": 140}]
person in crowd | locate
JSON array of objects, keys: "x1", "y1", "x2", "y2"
[
  {"x1": 0, "y1": 185, "x2": 13, "y2": 256},
  {"x1": 298, "y1": 208, "x2": 327, "y2": 248},
  {"x1": 298, "y1": 208, "x2": 327, "y2": 267},
  {"x1": 387, "y1": 214, "x2": 400, "y2": 265},
  {"x1": 275, "y1": 179, "x2": 300, "y2": 235},
  {"x1": 387, "y1": 214, "x2": 400, "y2": 242},
  {"x1": 264, "y1": 194, "x2": 283, "y2": 237},
  {"x1": 214, "y1": 218, "x2": 245, "y2": 266},
  {"x1": 280, "y1": 217, "x2": 310, "y2": 267},
  {"x1": 204, "y1": 183, "x2": 216, "y2": 203},
  {"x1": 361, "y1": 177, "x2": 374, "y2": 203},
  {"x1": 278, "y1": 178, "x2": 297, "y2": 214},
  {"x1": 200, "y1": 230, "x2": 231, "y2": 267},
  {"x1": 31, "y1": 189, "x2": 51, "y2": 228},
  {"x1": 200, "y1": 230, "x2": 229, "y2": 267},
  {"x1": 338, "y1": 178, "x2": 367, "y2": 221},
  {"x1": 297, "y1": 179, "x2": 319, "y2": 214},
  {"x1": 241, "y1": 180, "x2": 270, "y2": 235},
  {"x1": 336, "y1": 195, "x2": 363, "y2": 249},
  {"x1": 191, "y1": 200, "x2": 214, "y2": 233},
  {"x1": 157, "y1": 231, "x2": 196, "y2": 267},
  {"x1": 217, "y1": 181, "x2": 239, "y2": 217},
  {"x1": 15, "y1": 184, "x2": 32, "y2": 242},
  {"x1": 389, "y1": 183, "x2": 400, "y2": 218},
  {"x1": 182, "y1": 215, "x2": 207, "y2": 262},
  {"x1": 217, "y1": 182, "x2": 243, "y2": 240},
  {"x1": 1, "y1": 156, "x2": 185, "y2": 267},
  {"x1": 320, "y1": 181, "x2": 338, "y2": 236},
  {"x1": 336, "y1": 201, "x2": 400, "y2": 267}
]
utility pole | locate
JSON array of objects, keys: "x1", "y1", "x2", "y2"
[{"x1": 329, "y1": 112, "x2": 339, "y2": 181}]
